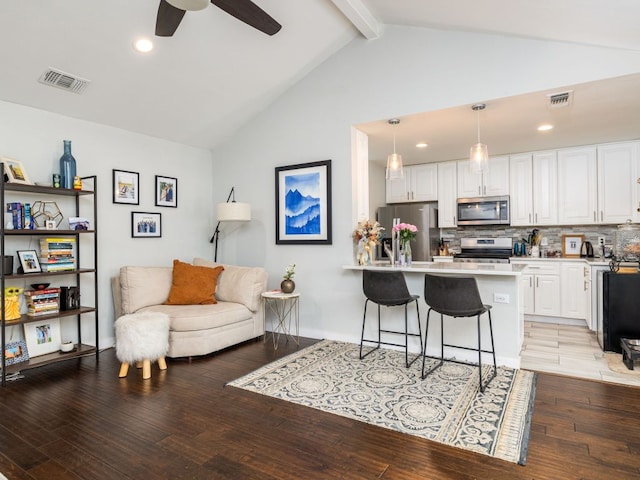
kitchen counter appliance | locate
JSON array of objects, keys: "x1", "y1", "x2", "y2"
[
  {"x1": 600, "y1": 271, "x2": 640, "y2": 353},
  {"x1": 454, "y1": 237, "x2": 512, "y2": 264},
  {"x1": 456, "y1": 196, "x2": 510, "y2": 226}
]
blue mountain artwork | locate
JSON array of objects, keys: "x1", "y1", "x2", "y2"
[{"x1": 285, "y1": 188, "x2": 321, "y2": 235}]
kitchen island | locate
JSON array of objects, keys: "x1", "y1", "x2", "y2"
[{"x1": 343, "y1": 262, "x2": 526, "y2": 368}]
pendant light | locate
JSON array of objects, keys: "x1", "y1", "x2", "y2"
[
  {"x1": 469, "y1": 103, "x2": 489, "y2": 173},
  {"x1": 386, "y1": 118, "x2": 404, "y2": 180}
]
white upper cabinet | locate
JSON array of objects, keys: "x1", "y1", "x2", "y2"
[
  {"x1": 457, "y1": 155, "x2": 509, "y2": 198},
  {"x1": 597, "y1": 141, "x2": 640, "y2": 224},
  {"x1": 557, "y1": 146, "x2": 597, "y2": 225},
  {"x1": 532, "y1": 151, "x2": 558, "y2": 225},
  {"x1": 386, "y1": 163, "x2": 438, "y2": 203},
  {"x1": 437, "y1": 161, "x2": 457, "y2": 228},
  {"x1": 509, "y1": 153, "x2": 534, "y2": 226}
]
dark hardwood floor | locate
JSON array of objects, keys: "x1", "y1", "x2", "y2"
[{"x1": 1, "y1": 336, "x2": 639, "y2": 480}]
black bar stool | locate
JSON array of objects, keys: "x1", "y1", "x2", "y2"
[
  {"x1": 421, "y1": 273, "x2": 497, "y2": 392},
  {"x1": 359, "y1": 269, "x2": 422, "y2": 368}
]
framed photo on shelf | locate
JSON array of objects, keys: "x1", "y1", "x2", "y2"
[
  {"x1": 275, "y1": 160, "x2": 332, "y2": 245},
  {"x1": 155, "y1": 175, "x2": 177, "y2": 208},
  {"x1": 562, "y1": 234, "x2": 585, "y2": 257},
  {"x1": 4, "y1": 340, "x2": 29, "y2": 366},
  {"x1": 23, "y1": 319, "x2": 61, "y2": 357},
  {"x1": 131, "y1": 211, "x2": 161, "y2": 238},
  {"x1": 16, "y1": 250, "x2": 42, "y2": 274},
  {"x1": 1, "y1": 156, "x2": 32, "y2": 185},
  {"x1": 113, "y1": 169, "x2": 139, "y2": 205}
]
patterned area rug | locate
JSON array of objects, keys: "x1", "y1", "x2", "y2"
[{"x1": 228, "y1": 340, "x2": 537, "y2": 465}]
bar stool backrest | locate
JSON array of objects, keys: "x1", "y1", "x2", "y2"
[
  {"x1": 363, "y1": 270, "x2": 413, "y2": 306},
  {"x1": 424, "y1": 274, "x2": 485, "y2": 317}
]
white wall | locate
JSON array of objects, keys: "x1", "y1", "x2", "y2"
[
  {"x1": 211, "y1": 26, "x2": 640, "y2": 346},
  {"x1": 0, "y1": 101, "x2": 214, "y2": 347}
]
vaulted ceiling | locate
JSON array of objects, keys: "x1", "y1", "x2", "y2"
[{"x1": 0, "y1": 1, "x2": 638, "y2": 155}]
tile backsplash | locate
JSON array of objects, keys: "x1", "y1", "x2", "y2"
[{"x1": 440, "y1": 224, "x2": 618, "y2": 256}]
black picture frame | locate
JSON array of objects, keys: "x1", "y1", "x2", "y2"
[
  {"x1": 113, "y1": 169, "x2": 139, "y2": 205},
  {"x1": 131, "y1": 212, "x2": 161, "y2": 238},
  {"x1": 155, "y1": 175, "x2": 178, "y2": 208},
  {"x1": 275, "y1": 160, "x2": 332, "y2": 245},
  {"x1": 17, "y1": 250, "x2": 42, "y2": 274}
]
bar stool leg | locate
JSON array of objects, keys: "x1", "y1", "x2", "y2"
[{"x1": 477, "y1": 314, "x2": 484, "y2": 392}]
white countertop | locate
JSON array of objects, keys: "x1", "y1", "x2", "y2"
[
  {"x1": 510, "y1": 256, "x2": 610, "y2": 266},
  {"x1": 343, "y1": 261, "x2": 525, "y2": 276}
]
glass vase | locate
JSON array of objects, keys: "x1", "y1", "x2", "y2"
[
  {"x1": 402, "y1": 240, "x2": 412, "y2": 266},
  {"x1": 59, "y1": 140, "x2": 77, "y2": 189}
]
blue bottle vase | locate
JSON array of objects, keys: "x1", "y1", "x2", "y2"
[{"x1": 59, "y1": 140, "x2": 77, "y2": 189}]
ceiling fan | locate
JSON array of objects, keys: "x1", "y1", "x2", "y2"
[{"x1": 156, "y1": 0, "x2": 281, "y2": 37}]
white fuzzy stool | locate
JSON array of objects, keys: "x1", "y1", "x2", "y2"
[{"x1": 115, "y1": 312, "x2": 170, "y2": 380}]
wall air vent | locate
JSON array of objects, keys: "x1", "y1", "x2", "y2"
[
  {"x1": 38, "y1": 67, "x2": 90, "y2": 94},
  {"x1": 546, "y1": 90, "x2": 573, "y2": 108}
]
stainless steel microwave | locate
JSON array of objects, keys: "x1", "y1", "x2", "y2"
[{"x1": 456, "y1": 195, "x2": 510, "y2": 226}]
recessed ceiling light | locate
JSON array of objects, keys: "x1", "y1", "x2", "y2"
[
  {"x1": 416, "y1": 142, "x2": 428, "y2": 148},
  {"x1": 537, "y1": 124, "x2": 554, "y2": 131},
  {"x1": 133, "y1": 37, "x2": 154, "y2": 53}
]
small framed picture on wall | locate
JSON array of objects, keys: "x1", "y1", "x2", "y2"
[
  {"x1": 113, "y1": 169, "x2": 139, "y2": 205},
  {"x1": 131, "y1": 212, "x2": 162, "y2": 238},
  {"x1": 155, "y1": 175, "x2": 177, "y2": 208}
]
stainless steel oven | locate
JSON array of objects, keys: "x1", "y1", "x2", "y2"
[{"x1": 453, "y1": 237, "x2": 512, "y2": 264}]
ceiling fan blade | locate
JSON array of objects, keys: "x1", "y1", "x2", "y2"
[
  {"x1": 156, "y1": 0, "x2": 187, "y2": 37},
  {"x1": 211, "y1": 0, "x2": 282, "y2": 36}
]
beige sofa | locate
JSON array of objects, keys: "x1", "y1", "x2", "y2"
[{"x1": 112, "y1": 258, "x2": 268, "y2": 358}]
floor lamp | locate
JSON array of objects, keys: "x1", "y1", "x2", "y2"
[{"x1": 209, "y1": 187, "x2": 251, "y2": 262}]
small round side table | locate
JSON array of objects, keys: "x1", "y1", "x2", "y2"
[{"x1": 261, "y1": 291, "x2": 300, "y2": 349}]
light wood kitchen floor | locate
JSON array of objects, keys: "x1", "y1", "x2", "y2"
[{"x1": 520, "y1": 320, "x2": 640, "y2": 387}]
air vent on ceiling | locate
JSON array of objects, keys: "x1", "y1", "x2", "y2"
[
  {"x1": 546, "y1": 90, "x2": 573, "y2": 108},
  {"x1": 38, "y1": 67, "x2": 90, "y2": 94}
]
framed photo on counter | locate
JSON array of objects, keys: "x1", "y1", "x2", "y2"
[{"x1": 562, "y1": 234, "x2": 584, "y2": 257}]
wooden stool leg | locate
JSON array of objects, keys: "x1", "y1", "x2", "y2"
[
  {"x1": 136, "y1": 361, "x2": 143, "y2": 369},
  {"x1": 142, "y1": 359, "x2": 151, "y2": 379},
  {"x1": 119, "y1": 363, "x2": 130, "y2": 378},
  {"x1": 157, "y1": 356, "x2": 167, "y2": 370}
]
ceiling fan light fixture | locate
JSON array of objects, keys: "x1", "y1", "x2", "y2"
[
  {"x1": 166, "y1": 0, "x2": 209, "y2": 11},
  {"x1": 470, "y1": 103, "x2": 489, "y2": 174},
  {"x1": 133, "y1": 37, "x2": 154, "y2": 53},
  {"x1": 386, "y1": 119, "x2": 404, "y2": 180}
]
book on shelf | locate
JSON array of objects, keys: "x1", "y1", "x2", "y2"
[
  {"x1": 5, "y1": 202, "x2": 35, "y2": 230},
  {"x1": 40, "y1": 263, "x2": 76, "y2": 272},
  {"x1": 23, "y1": 287, "x2": 61, "y2": 296}
]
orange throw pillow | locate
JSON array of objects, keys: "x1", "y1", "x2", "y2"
[{"x1": 164, "y1": 260, "x2": 224, "y2": 305}]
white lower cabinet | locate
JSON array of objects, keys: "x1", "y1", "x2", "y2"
[
  {"x1": 560, "y1": 262, "x2": 589, "y2": 320},
  {"x1": 513, "y1": 260, "x2": 591, "y2": 322},
  {"x1": 513, "y1": 261, "x2": 560, "y2": 316}
]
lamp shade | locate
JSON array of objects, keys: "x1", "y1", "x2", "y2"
[
  {"x1": 166, "y1": 0, "x2": 209, "y2": 11},
  {"x1": 216, "y1": 202, "x2": 251, "y2": 222},
  {"x1": 386, "y1": 153, "x2": 404, "y2": 179},
  {"x1": 469, "y1": 143, "x2": 489, "y2": 173}
]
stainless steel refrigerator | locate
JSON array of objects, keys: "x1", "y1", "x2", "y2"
[{"x1": 376, "y1": 203, "x2": 439, "y2": 262}]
